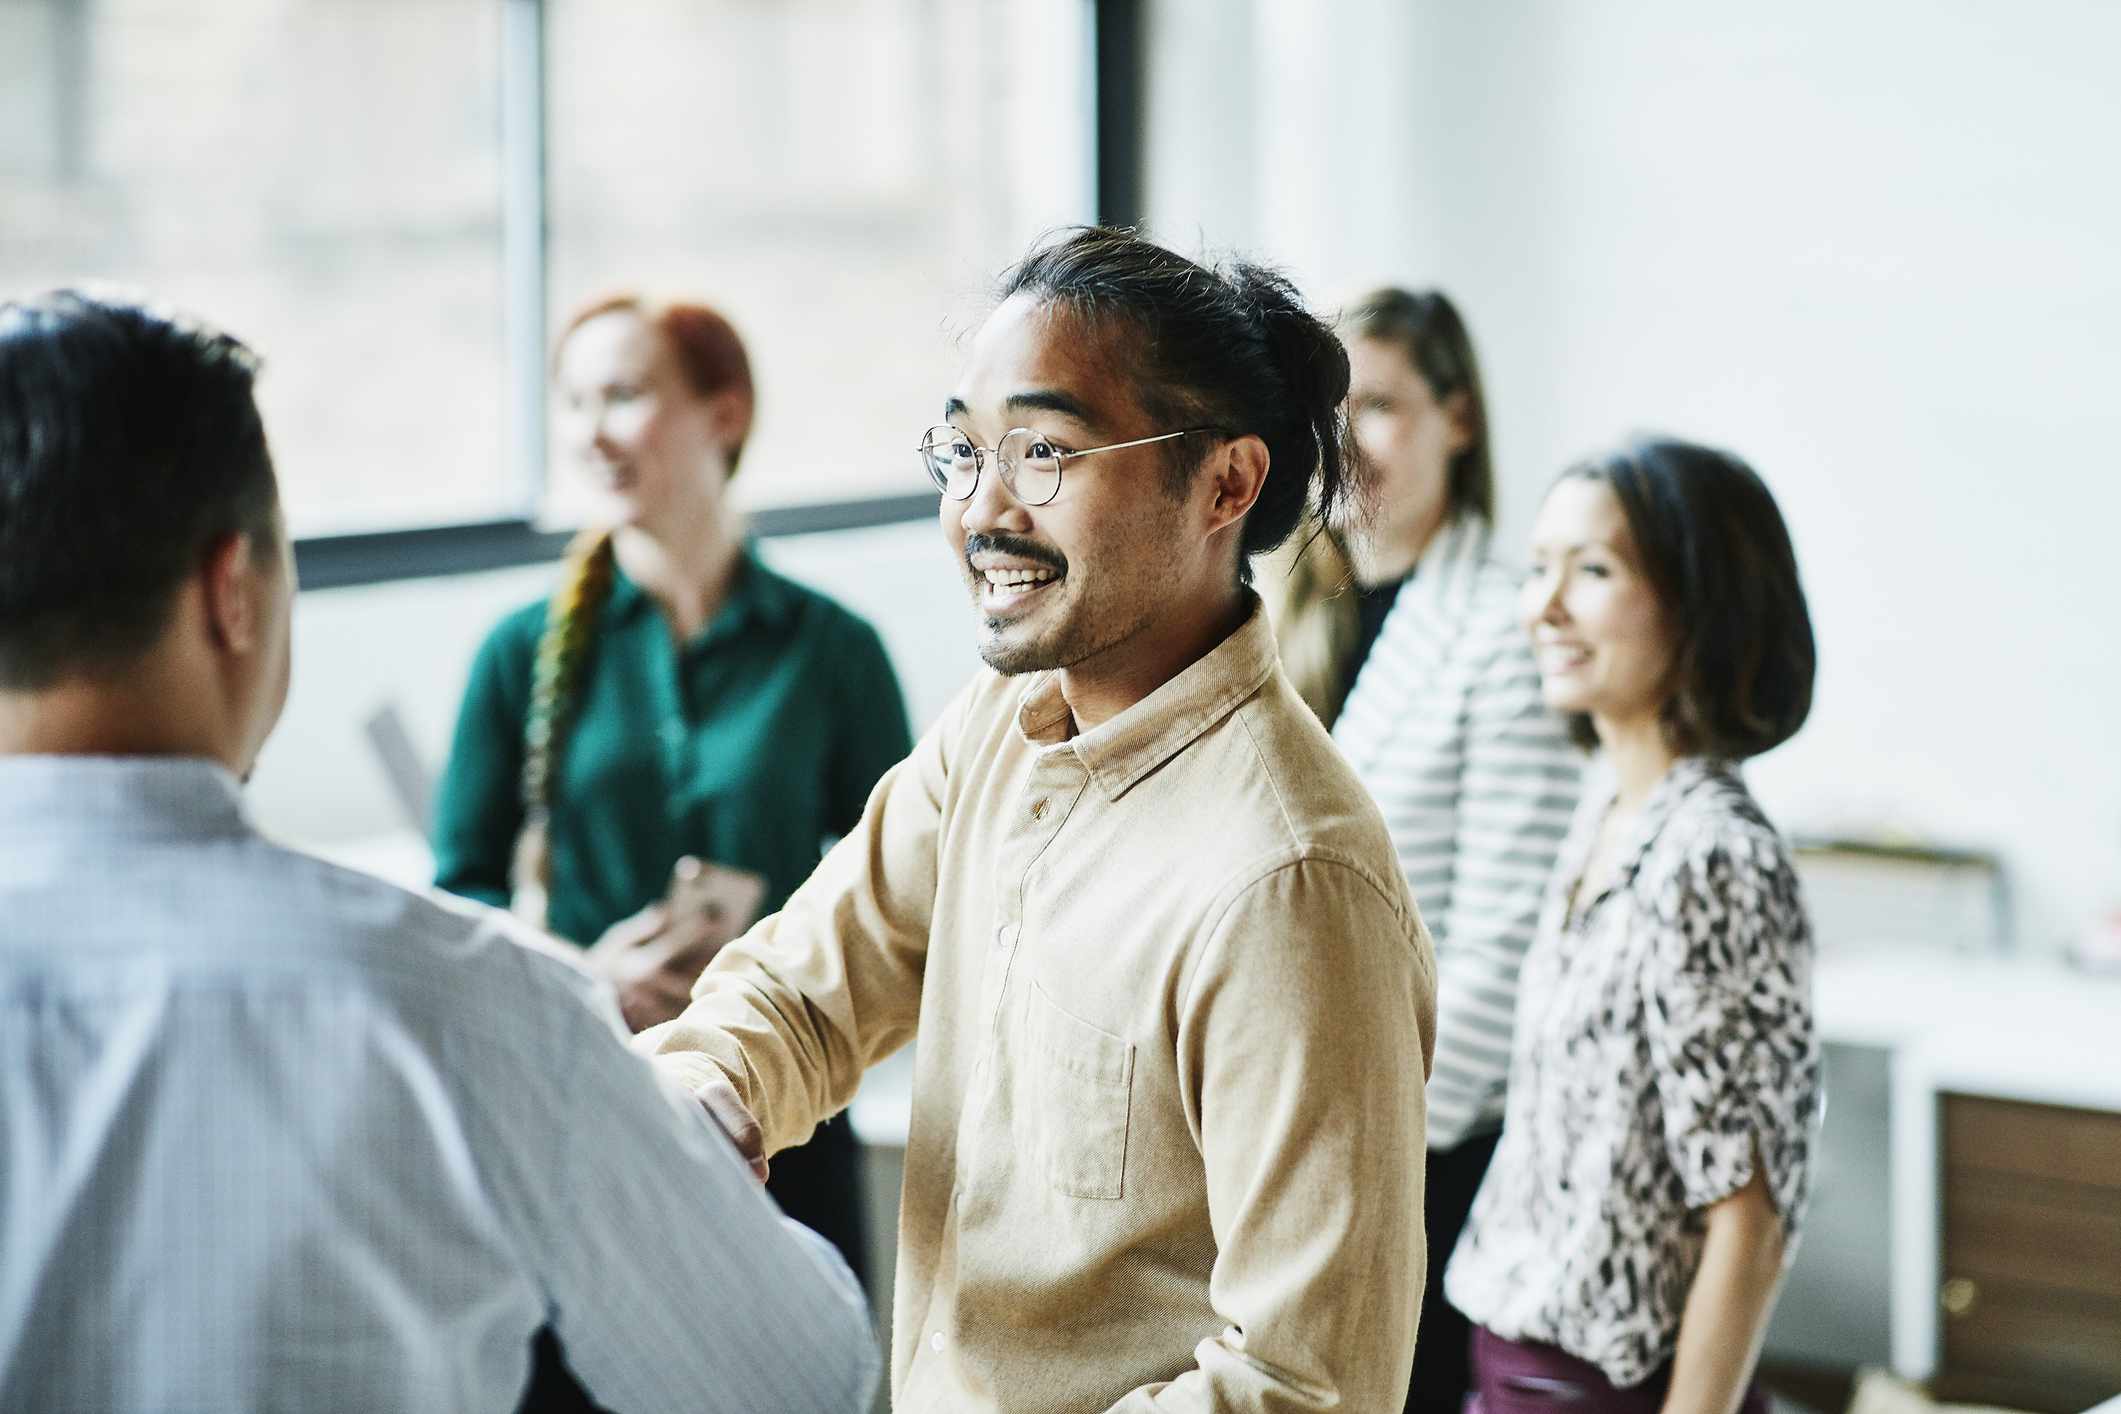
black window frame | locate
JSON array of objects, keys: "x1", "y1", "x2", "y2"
[{"x1": 293, "y1": 0, "x2": 1143, "y2": 591}]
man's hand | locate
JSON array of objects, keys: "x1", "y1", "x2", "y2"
[{"x1": 693, "y1": 1071, "x2": 769, "y2": 1183}]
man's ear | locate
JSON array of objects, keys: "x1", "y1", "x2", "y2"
[
  {"x1": 201, "y1": 530, "x2": 260, "y2": 655},
  {"x1": 1203, "y1": 433, "x2": 1271, "y2": 535}
]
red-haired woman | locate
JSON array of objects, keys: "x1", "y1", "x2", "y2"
[{"x1": 434, "y1": 294, "x2": 910, "y2": 1283}]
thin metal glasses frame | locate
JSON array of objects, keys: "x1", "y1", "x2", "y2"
[{"x1": 918, "y1": 424, "x2": 1221, "y2": 506}]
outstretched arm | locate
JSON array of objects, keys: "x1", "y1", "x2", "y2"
[
  {"x1": 635, "y1": 686, "x2": 960, "y2": 1155},
  {"x1": 480, "y1": 943, "x2": 881, "y2": 1412}
]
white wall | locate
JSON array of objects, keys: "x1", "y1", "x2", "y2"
[
  {"x1": 249, "y1": 519, "x2": 979, "y2": 850},
  {"x1": 1143, "y1": 0, "x2": 2121, "y2": 950}
]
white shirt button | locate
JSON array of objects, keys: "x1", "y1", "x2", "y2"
[{"x1": 930, "y1": 1330, "x2": 945, "y2": 1353}]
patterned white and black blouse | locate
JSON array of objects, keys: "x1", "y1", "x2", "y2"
[{"x1": 1443, "y1": 756, "x2": 1821, "y2": 1388}]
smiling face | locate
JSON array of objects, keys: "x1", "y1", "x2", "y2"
[
  {"x1": 1521, "y1": 475, "x2": 1676, "y2": 735},
  {"x1": 939, "y1": 295, "x2": 1204, "y2": 678},
  {"x1": 552, "y1": 309, "x2": 734, "y2": 532}
]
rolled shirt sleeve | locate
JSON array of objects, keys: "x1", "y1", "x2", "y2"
[{"x1": 1640, "y1": 824, "x2": 1819, "y2": 1231}]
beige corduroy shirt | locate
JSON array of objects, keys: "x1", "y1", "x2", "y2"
[{"x1": 641, "y1": 599, "x2": 1437, "y2": 1411}]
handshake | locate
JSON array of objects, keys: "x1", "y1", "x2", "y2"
[{"x1": 586, "y1": 856, "x2": 765, "y2": 1034}]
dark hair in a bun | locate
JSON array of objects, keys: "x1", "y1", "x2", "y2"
[{"x1": 998, "y1": 227, "x2": 1357, "y2": 583}]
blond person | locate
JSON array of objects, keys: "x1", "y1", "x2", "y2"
[{"x1": 1262, "y1": 289, "x2": 1581, "y2": 1414}]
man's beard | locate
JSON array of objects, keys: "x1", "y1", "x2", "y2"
[
  {"x1": 965, "y1": 530, "x2": 1074, "y2": 675},
  {"x1": 976, "y1": 586, "x2": 1160, "y2": 679},
  {"x1": 978, "y1": 627, "x2": 1061, "y2": 676},
  {"x1": 976, "y1": 606, "x2": 1069, "y2": 676}
]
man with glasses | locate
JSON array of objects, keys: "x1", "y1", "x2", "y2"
[{"x1": 643, "y1": 228, "x2": 1437, "y2": 1410}]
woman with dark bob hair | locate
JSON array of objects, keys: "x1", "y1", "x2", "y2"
[{"x1": 1443, "y1": 437, "x2": 1820, "y2": 1413}]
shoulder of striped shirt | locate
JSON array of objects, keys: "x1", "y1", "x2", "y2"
[
  {"x1": 1365, "y1": 561, "x2": 1529, "y2": 692},
  {"x1": 1456, "y1": 561, "x2": 1538, "y2": 658}
]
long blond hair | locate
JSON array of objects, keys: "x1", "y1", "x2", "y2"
[
  {"x1": 1257, "y1": 519, "x2": 1360, "y2": 728},
  {"x1": 1262, "y1": 287, "x2": 1495, "y2": 727},
  {"x1": 509, "y1": 528, "x2": 618, "y2": 927}
]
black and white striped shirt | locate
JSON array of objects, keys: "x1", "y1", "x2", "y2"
[{"x1": 1333, "y1": 516, "x2": 1584, "y2": 1150}]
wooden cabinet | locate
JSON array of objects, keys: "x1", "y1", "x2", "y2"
[{"x1": 1937, "y1": 1094, "x2": 2121, "y2": 1412}]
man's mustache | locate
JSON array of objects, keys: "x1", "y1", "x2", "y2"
[{"x1": 964, "y1": 533, "x2": 1068, "y2": 576}]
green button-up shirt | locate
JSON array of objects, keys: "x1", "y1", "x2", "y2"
[{"x1": 433, "y1": 547, "x2": 913, "y2": 946}]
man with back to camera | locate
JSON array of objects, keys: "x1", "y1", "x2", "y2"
[
  {"x1": 642, "y1": 228, "x2": 1439, "y2": 1410},
  {"x1": 0, "y1": 290, "x2": 878, "y2": 1412}
]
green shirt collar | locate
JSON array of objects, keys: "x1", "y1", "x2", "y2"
[{"x1": 603, "y1": 542, "x2": 800, "y2": 646}]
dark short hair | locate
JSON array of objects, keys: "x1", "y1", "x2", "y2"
[
  {"x1": 1345, "y1": 287, "x2": 1494, "y2": 522},
  {"x1": 0, "y1": 291, "x2": 279, "y2": 689},
  {"x1": 1560, "y1": 436, "x2": 1815, "y2": 758},
  {"x1": 997, "y1": 227, "x2": 1356, "y2": 585}
]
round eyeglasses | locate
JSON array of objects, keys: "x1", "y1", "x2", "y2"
[{"x1": 917, "y1": 424, "x2": 1221, "y2": 508}]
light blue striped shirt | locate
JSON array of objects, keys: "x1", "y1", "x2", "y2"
[{"x1": 0, "y1": 755, "x2": 878, "y2": 1413}]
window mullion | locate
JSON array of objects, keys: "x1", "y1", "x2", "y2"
[{"x1": 501, "y1": 0, "x2": 550, "y2": 520}]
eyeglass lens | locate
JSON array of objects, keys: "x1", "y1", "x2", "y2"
[{"x1": 918, "y1": 426, "x2": 1063, "y2": 506}]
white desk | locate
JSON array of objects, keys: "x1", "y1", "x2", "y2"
[{"x1": 1814, "y1": 950, "x2": 2121, "y2": 1380}]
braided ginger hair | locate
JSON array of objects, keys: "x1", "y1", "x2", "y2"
[
  {"x1": 507, "y1": 294, "x2": 754, "y2": 929},
  {"x1": 508, "y1": 528, "x2": 618, "y2": 926}
]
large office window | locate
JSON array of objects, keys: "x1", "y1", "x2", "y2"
[
  {"x1": 0, "y1": 0, "x2": 1096, "y2": 564},
  {"x1": 0, "y1": 0, "x2": 511, "y2": 537},
  {"x1": 545, "y1": 0, "x2": 1093, "y2": 517}
]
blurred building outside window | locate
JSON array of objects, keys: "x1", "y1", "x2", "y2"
[{"x1": 0, "y1": 0, "x2": 1094, "y2": 540}]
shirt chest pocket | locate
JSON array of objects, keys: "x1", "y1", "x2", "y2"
[{"x1": 1023, "y1": 982, "x2": 1135, "y2": 1201}]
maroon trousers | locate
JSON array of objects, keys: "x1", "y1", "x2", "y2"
[{"x1": 1468, "y1": 1327, "x2": 1770, "y2": 1414}]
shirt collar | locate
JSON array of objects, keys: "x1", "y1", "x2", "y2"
[
  {"x1": 1013, "y1": 594, "x2": 1280, "y2": 801},
  {"x1": 606, "y1": 541, "x2": 800, "y2": 643},
  {"x1": 1573, "y1": 755, "x2": 1737, "y2": 910},
  {"x1": 0, "y1": 754, "x2": 251, "y2": 841}
]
